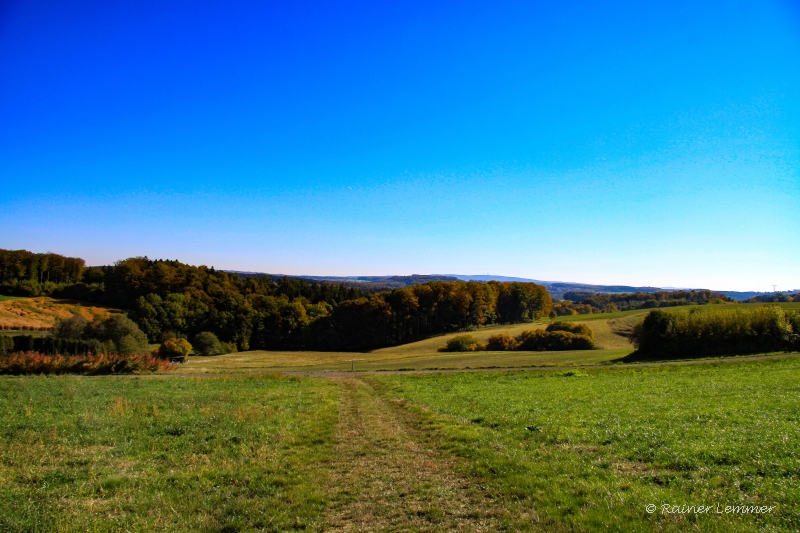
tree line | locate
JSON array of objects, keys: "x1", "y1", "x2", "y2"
[
  {"x1": 744, "y1": 292, "x2": 799, "y2": 304},
  {"x1": 0, "y1": 251, "x2": 553, "y2": 352},
  {"x1": 626, "y1": 305, "x2": 800, "y2": 360},
  {"x1": 559, "y1": 289, "x2": 732, "y2": 314},
  {"x1": 0, "y1": 249, "x2": 85, "y2": 294}
]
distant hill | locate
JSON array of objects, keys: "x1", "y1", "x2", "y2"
[
  {"x1": 717, "y1": 290, "x2": 798, "y2": 301},
  {"x1": 226, "y1": 272, "x2": 460, "y2": 291},
  {"x1": 446, "y1": 275, "x2": 662, "y2": 299},
  {"x1": 227, "y1": 271, "x2": 781, "y2": 301}
]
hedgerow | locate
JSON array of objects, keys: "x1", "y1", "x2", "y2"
[
  {"x1": 0, "y1": 352, "x2": 172, "y2": 375},
  {"x1": 627, "y1": 305, "x2": 800, "y2": 360}
]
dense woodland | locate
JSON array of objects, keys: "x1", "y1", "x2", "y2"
[
  {"x1": 0, "y1": 249, "x2": 552, "y2": 352},
  {"x1": 628, "y1": 306, "x2": 800, "y2": 360},
  {"x1": 558, "y1": 289, "x2": 734, "y2": 314},
  {"x1": 0, "y1": 249, "x2": 85, "y2": 289}
]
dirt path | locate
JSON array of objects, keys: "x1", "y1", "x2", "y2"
[{"x1": 321, "y1": 377, "x2": 508, "y2": 532}]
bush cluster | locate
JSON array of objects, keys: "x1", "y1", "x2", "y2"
[
  {"x1": 439, "y1": 322, "x2": 596, "y2": 352},
  {"x1": 1, "y1": 335, "x2": 106, "y2": 357},
  {"x1": 191, "y1": 331, "x2": 236, "y2": 356},
  {"x1": 51, "y1": 313, "x2": 150, "y2": 355},
  {"x1": 627, "y1": 305, "x2": 800, "y2": 360},
  {"x1": 438, "y1": 335, "x2": 487, "y2": 352},
  {"x1": 0, "y1": 352, "x2": 171, "y2": 375},
  {"x1": 515, "y1": 329, "x2": 595, "y2": 351}
]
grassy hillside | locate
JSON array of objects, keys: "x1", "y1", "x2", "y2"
[
  {"x1": 175, "y1": 347, "x2": 629, "y2": 374},
  {"x1": 175, "y1": 315, "x2": 634, "y2": 374}
]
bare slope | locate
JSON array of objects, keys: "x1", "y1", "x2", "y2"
[{"x1": 0, "y1": 297, "x2": 117, "y2": 331}]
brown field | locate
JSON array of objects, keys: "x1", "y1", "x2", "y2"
[{"x1": 0, "y1": 297, "x2": 117, "y2": 331}]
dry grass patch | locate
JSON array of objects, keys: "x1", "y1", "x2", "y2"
[{"x1": 0, "y1": 297, "x2": 116, "y2": 331}]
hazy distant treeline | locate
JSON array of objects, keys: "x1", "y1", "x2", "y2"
[
  {"x1": 0, "y1": 250, "x2": 552, "y2": 351},
  {"x1": 744, "y1": 292, "x2": 799, "y2": 304},
  {"x1": 557, "y1": 289, "x2": 733, "y2": 315}
]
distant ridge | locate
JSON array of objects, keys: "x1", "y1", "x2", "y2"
[
  {"x1": 225, "y1": 271, "x2": 782, "y2": 301},
  {"x1": 443, "y1": 275, "x2": 662, "y2": 299},
  {"x1": 225, "y1": 272, "x2": 459, "y2": 291}
]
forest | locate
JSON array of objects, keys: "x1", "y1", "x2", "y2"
[
  {"x1": 0, "y1": 249, "x2": 85, "y2": 290},
  {"x1": 557, "y1": 289, "x2": 734, "y2": 314},
  {"x1": 0, "y1": 249, "x2": 552, "y2": 352},
  {"x1": 627, "y1": 306, "x2": 800, "y2": 360}
]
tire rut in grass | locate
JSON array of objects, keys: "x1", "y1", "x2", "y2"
[{"x1": 322, "y1": 377, "x2": 504, "y2": 532}]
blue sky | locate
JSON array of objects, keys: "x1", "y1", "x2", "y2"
[{"x1": 1, "y1": 0, "x2": 798, "y2": 291}]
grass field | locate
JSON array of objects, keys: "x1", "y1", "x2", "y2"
[
  {"x1": 1, "y1": 357, "x2": 798, "y2": 531},
  {"x1": 176, "y1": 347, "x2": 630, "y2": 374},
  {"x1": 0, "y1": 374, "x2": 339, "y2": 532},
  {"x1": 0, "y1": 297, "x2": 117, "y2": 331},
  {"x1": 373, "y1": 357, "x2": 800, "y2": 531}
]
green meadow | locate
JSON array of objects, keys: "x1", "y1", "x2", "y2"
[
  {"x1": 375, "y1": 357, "x2": 800, "y2": 532},
  {"x1": 1, "y1": 355, "x2": 798, "y2": 531},
  {"x1": 0, "y1": 375, "x2": 339, "y2": 532}
]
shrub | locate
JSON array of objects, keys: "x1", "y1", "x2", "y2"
[
  {"x1": 628, "y1": 305, "x2": 797, "y2": 360},
  {"x1": 11, "y1": 335, "x2": 106, "y2": 356},
  {"x1": 157, "y1": 338, "x2": 192, "y2": 359},
  {"x1": 546, "y1": 321, "x2": 594, "y2": 338},
  {"x1": 553, "y1": 304, "x2": 579, "y2": 316},
  {"x1": 54, "y1": 314, "x2": 89, "y2": 340},
  {"x1": 192, "y1": 331, "x2": 223, "y2": 356},
  {"x1": 516, "y1": 329, "x2": 596, "y2": 351},
  {"x1": 0, "y1": 351, "x2": 172, "y2": 375},
  {"x1": 486, "y1": 334, "x2": 519, "y2": 351},
  {"x1": 88, "y1": 315, "x2": 150, "y2": 355},
  {"x1": 220, "y1": 341, "x2": 238, "y2": 354},
  {"x1": 0, "y1": 334, "x2": 14, "y2": 356},
  {"x1": 438, "y1": 335, "x2": 486, "y2": 352}
]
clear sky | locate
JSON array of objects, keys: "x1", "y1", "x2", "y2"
[{"x1": 1, "y1": 0, "x2": 798, "y2": 291}]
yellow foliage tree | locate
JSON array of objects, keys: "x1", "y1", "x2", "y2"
[{"x1": 157, "y1": 338, "x2": 192, "y2": 360}]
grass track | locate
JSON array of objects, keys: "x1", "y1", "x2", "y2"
[{"x1": 323, "y1": 377, "x2": 509, "y2": 531}]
